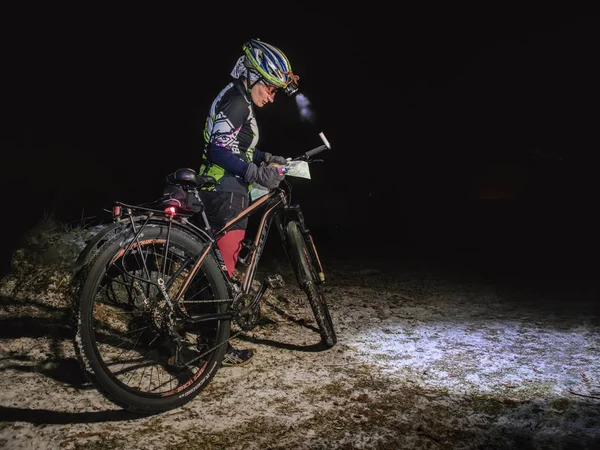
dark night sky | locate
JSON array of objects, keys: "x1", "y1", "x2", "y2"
[{"x1": 1, "y1": 6, "x2": 599, "y2": 274}]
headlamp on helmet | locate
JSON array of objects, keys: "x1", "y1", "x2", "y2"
[{"x1": 283, "y1": 78, "x2": 299, "y2": 96}]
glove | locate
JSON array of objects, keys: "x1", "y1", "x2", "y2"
[
  {"x1": 263, "y1": 152, "x2": 288, "y2": 166},
  {"x1": 244, "y1": 164, "x2": 285, "y2": 189}
]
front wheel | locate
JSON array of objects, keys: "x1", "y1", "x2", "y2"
[
  {"x1": 73, "y1": 224, "x2": 231, "y2": 414},
  {"x1": 286, "y1": 221, "x2": 337, "y2": 348}
]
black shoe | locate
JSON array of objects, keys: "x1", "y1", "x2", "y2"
[{"x1": 221, "y1": 344, "x2": 254, "y2": 367}]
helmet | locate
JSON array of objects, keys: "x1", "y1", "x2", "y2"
[{"x1": 242, "y1": 38, "x2": 299, "y2": 96}]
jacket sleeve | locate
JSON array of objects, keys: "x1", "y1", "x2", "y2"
[
  {"x1": 209, "y1": 143, "x2": 250, "y2": 178},
  {"x1": 253, "y1": 148, "x2": 266, "y2": 165}
]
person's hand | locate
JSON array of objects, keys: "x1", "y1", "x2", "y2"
[
  {"x1": 244, "y1": 164, "x2": 285, "y2": 189},
  {"x1": 263, "y1": 152, "x2": 288, "y2": 166}
]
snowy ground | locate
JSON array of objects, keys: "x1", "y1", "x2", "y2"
[{"x1": 0, "y1": 222, "x2": 599, "y2": 449}]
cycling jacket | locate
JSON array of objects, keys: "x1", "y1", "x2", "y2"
[{"x1": 199, "y1": 78, "x2": 266, "y2": 195}]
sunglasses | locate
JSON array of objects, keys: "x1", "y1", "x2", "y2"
[
  {"x1": 260, "y1": 73, "x2": 299, "y2": 97},
  {"x1": 262, "y1": 83, "x2": 279, "y2": 95}
]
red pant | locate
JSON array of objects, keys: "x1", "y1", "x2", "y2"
[
  {"x1": 216, "y1": 230, "x2": 245, "y2": 277},
  {"x1": 198, "y1": 190, "x2": 249, "y2": 278}
]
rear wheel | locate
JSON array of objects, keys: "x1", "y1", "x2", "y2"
[
  {"x1": 286, "y1": 221, "x2": 337, "y2": 348},
  {"x1": 73, "y1": 224, "x2": 231, "y2": 414}
]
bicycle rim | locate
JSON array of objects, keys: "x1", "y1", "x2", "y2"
[
  {"x1": 74, "y1": 224, "x2": 231, "y2": 413},
  {"x1": 286, "y1": 221, "x2": 337, "y2": 348}
]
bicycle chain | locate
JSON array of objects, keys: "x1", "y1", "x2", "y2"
[
  {"x1": 176, "y1": 290, "x2": 246, "y2": 368},
  {"x1": 179, "y1": 298, "x2": 233, "y2": 304},
  {"x1": 177, "y1": 296, "x2": 246, "y2": 368},
  {"x1": 181, "y1": 328, "x2": 243, "y2": 368}
]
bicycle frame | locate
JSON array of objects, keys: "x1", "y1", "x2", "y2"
[
  {"x1": 107, "y1": 181, "x2": 323, "y2": 327},
  {"x1": 191, "y1": 184, "x2": 324, "y2": 296}
]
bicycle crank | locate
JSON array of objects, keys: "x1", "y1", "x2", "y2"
[{"x1": 233, "y1": 293, "x2": 261, "y2": 331}]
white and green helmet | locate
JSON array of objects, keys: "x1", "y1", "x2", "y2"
[{"x1": 242, "y1": 38, "x2": 299, "y2": 96}]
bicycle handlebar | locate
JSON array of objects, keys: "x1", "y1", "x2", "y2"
[
  {"x1": 293, "y1": 131, "x2": 332, "y2": 161},
  {"x1": 294, "y1": 144, "x2": 329, "y2": 161}
]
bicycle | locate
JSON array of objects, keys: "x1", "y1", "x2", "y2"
[{"x1": 71, "y1": 132, "x2": 336, "y2": 414}]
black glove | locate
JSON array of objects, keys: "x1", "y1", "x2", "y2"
[
  {"x1": 244, "y1": 164, "x2": 285, "y2": 189},
  {"x1": 263, "y1": 152, "x2": 288, "y2": 166}
]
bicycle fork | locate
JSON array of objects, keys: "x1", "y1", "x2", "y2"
[{"x1": 277, "y1": 206, "x2": 326, "y2": 284}]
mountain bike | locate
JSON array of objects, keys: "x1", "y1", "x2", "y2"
[{"x1": 71, "y1": 132, "x2": 336, "y2": 414}]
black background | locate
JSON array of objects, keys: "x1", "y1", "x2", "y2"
[{"x1": 1, "y1": 6, "x2": 598, "y2": 278}]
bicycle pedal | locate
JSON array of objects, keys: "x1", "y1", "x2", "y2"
[
  {"x1": 184, "y1": 332, "x2": 198, "y2": 345},
  {"x1": 266, "y1": 274, "x2": 285, "y2": 289}
]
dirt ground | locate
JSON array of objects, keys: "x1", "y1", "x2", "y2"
[{"x1": 0, "y1": 222, "x2": 599, "y2": 449}]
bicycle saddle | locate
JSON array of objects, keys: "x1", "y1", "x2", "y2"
[
  {"x1": 166, "y1": 168, "x2": 200, "y2": 186},
  {"x1": 166, "y1": 169, "x2": 216, "y2": 187}
]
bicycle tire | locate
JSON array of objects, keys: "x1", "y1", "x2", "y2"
[
  {"x1": 285, "y1": 221, "x2": 337, "y2": 348},
  {"x1": 73, "y1": 223, "x2": 231, "y2": 414},
  {"x1": 72, "y1": 221, "x2": 129, "y2": 274}
]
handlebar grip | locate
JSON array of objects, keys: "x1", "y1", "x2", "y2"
[{"x1": 304, "y1": 144, "x2": 329, "y2": 158}]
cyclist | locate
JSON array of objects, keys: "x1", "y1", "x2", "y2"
[{"x1": 197, "y1": 38, "x2": 300, "y2": 366}]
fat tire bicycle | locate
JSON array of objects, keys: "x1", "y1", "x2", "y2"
[{"x1": 71, "y1": 133, "x2": 336, "y2": 414}]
